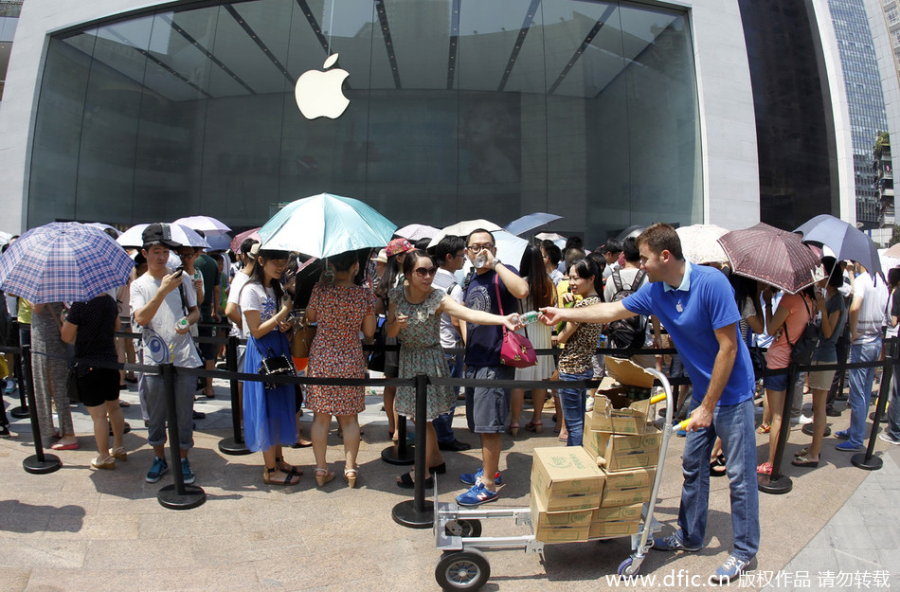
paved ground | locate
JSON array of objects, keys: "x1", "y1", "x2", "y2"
[{"x1": 1, "y1": 378, "x2": 898, "y2": 592}]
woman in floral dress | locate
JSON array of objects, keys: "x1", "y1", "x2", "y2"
[
  {"x1": 387, "y1": 250, "x2": 518, "y2": 488},
  {"x1": 306, "y1": 251, "x2": 376, "y2": 488}
]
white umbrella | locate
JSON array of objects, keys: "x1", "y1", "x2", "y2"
[
  {"x1": 459, "y1": 229, "x2": 529, "y2": 275},
  {"x1": 427, "y1": 219, "x2": 503, "y2": 249},
  {"x1": 676, "y1": 224, "x2": 729, "y2": 264},
  {"x1": 117, "y1": 223, "x2": 211, "y2": 249},
  {"x1": 173, "y1": 216, "x2": 231, "y2": 236},
  {"x1": 85, "y1": 222, "x2": 120, "y2": 237},
  {"x1": 0, "y1": 231, "x2": 12, "y2": 246},
  {"x1": 395, "y1": 223, "x2": 440, "y2": 242}
]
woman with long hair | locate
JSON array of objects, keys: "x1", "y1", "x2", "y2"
[
  {"x1": 553, "y1": 257, "x2": 604, "y2": 446},
  {"x1": 306, "y1": 251, "x2": 377, "y2": 488},
  {"x1": 508, "y1": 245, "x2": 556, "y2": 435},
  {"x1": 240, "y1": 249, "x2": 300, "y2": 485},
  {"x1": 387, "y1": 250, "x2": 517, "y2": 487}
]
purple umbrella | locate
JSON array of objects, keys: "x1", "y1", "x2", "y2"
[{"x1": 718, "y1": 223, "x2": 822, "y2": 294}]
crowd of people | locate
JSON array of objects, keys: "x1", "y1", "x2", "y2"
[{"x1": 3, "y1": 219, "x2": 900, "y2": 586}]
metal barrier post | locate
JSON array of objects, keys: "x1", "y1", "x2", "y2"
[
  {"x1": 10, "y1": 321, "x2": 30, "y2": 419},
  {"x1": 20, "y1": 343, "x2": 61, "y2": 474},
  {"x1": 392, "y1": 374, "x2": 434, "y2": 528},
  {"x1": 758, "y1": 363, "x2": 795, "y2": 494},
  {"x1": 218, "y1": 335, "x2": 250, "y2": 455},
  {"x1": 157, "y1": 363, "x2": 206, "y2": 510},
  {"x1": 382, "y1": 413, "x2": 415, "y2": 465},
  {"x1": 852, "y1": 341, "x2": 893, "y2": 471}
]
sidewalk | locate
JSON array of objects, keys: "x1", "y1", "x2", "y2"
[{"x1": 1, "y1": 380, "x2": 898, "y2": 591}]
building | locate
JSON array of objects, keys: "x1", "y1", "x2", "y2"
[
  {"x1": 0, "y1": 0, "x2": 876, "y2": 245},
  {"x1": 0, "y1": 1, "x2": 21, "y2": 101}
]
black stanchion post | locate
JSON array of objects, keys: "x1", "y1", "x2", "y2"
[
  {"x1": 758, "y1": 364, "x2": 795, "y2": 494},
  {"x1": 382, "y1": 413, "x2": 415, "y2": 465},
  {"x1": 10, "y1": 321, "x2": 30, "y2": 419},
  {"x1": 157, "y1": 363, "x2": 206, "y2": 510},
  {"x1": 393, "y1": 374, "x2": 434, "y2": 528},
  {"x1": 218, "y1": 335, "x2": 250, "y2": 455},
  {"x1": 20, "y1": 343, "x2": 61, "y2": 474},
  {"x1": 852, "y1": 342, "x2": 893, "y2": 471}
]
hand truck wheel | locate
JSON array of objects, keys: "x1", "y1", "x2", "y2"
[
  {"x1": 445, "y1": 518, "x2": 483, "y2": 538},
  {"x1": 435, "y1": 548, "x2": 491, "y2": 591}
]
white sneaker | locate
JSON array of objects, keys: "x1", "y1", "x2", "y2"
[
  {"x1": 797, "y1": 415, "x2": 814, "y2": 426},
  {"x1": 879, "y1": 432, "x2": 900, "y2": 446}
]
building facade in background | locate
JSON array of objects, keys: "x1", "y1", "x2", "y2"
[{"x1": 0, "y1": 1, "x2": 22, "y2": 102}]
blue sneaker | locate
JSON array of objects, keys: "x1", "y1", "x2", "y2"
[
  {"x1": 181, "y1": 458, "x2": 195, "y2": 484},
  {"x1": 834, "y1": 429, "x2": 849, "y2": 440},
  {"x1": 676, "y1": 429, "x2": 688, "y2": 437},
  {"x1": 835, "y1": 441, "x2": 863, "y2": 452},
  {"x1": 145, "y1": 457, "x2": 169, "y2": 483},
  {"x1": 652, "y1": 531, "x2": 701, "y2": 552},
  {"x1": 709, "y1": 554, "x2": 752, "y2": 585},
  {"x1": 459, "y1": 468, "x2": 503, "y2": 487},
  {"x1": 456, "y1": 483, "x2": 499, "y2": 507},
  {"x1": 4, "y1": 380, "x2": 16, "y2": 394}
]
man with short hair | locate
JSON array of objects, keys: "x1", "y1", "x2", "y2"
[
  {"x1": 541, "y1": 241, "x2": 564, "y2": 285},
  {"x1": 600, "y1": 239, "x2": 623, "y2": 279},
  {"x1": 193, "y1": 243, "x2": 221, "y2": 399},
  {"x1": 130, "y1": 224, "x2": 203, "y2": 485},
  {"x1": 837, "y1": 263, "x2": 888, "y2": 451},
  {"x1": 457, "y1": 229, "x2": 529, "y2": 506},
  {"x1": 604, "y1": 237, "x2": 652, "y2": 367},
  {"x1": 541, "y1": 223, "x2": 759, "y2": 585},
  {"x1": 431, "y1": 236, "x2": 471, "y2": 453}
]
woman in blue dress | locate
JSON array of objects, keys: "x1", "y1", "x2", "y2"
[{"x1": 240, "y1": 249, "x2": 300, "y2": 486}]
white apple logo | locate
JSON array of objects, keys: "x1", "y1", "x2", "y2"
[{"x1": 295, "y1": 54, "x2": 350, "y2": 120}]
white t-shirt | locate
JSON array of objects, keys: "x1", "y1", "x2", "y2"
[
  {"x1": 432, "y1": 268, "x2": 463, "y2": 349},
  {"x1": 130, "y1": 270, "x2": 202, "y2": 368},
  {"x1": 240, "y1": 283, "x2": 277, "y2": 332},
  {"x1": 853, "y1": 272, "x2": 889, "y2": 344},
  {"x1": 228, "y1": 271, "x2": 252, "y2": 338}
]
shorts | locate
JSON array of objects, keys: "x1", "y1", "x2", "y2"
[
  {"x1": 464, "y1": 365, "x2": 513, "y2": 434},
  {"x1": 77, "y1": 367, "x2": 120, "y2": 407},
  {"x1": 764, "y1": 369, "x2": 789, "y2": 392},
  {"x1": 197, "y1": 324, "x2": 216, "y2": 362},
  {"x1": 808, "y1": 360, "x2": 837, "y2": 391}
]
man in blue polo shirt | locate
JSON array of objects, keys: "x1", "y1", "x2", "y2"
[{"x1": 540, "y1": 223, "x2": 759, "y2": 585}]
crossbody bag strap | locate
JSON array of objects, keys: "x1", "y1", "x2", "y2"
[{"x1": 493, "y1": 273, "x2": 509, "y2": 337}]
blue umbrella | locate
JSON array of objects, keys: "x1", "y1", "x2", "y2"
[
  {"x1": 794, "y1": 214, "x2": 882, "y2": 275},
  {"x1": 259, "y1": 193, "x2": 397, "y2": 258},
  {"x1": 0, "y1": 222, "x2": 135, "y2": 304},
  {"x1": 504, "y1": 212, "x2": 562, "y2": 237}
]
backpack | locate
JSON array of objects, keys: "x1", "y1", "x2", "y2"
[{"x1": 606, "y1": 269, "x2": 648, "y2": 350}]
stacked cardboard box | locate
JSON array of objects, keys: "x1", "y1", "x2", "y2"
[
  {"x1": 583, "y1": 358, "x2": 661, "y2": 537},
  {"x1": 529, "y1": 447, "x2": 605, "y2": 542}
]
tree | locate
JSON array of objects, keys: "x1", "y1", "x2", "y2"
[{"x1": 875, "y1": 131, "x2": 890, "y2": 160}]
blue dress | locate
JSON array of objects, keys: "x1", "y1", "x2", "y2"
[{"x1": 242, "y1": 285, "x2": 298, "y2": 452}]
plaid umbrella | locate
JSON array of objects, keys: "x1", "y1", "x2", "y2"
[
  {"x1": 794, "y1": 214, "x2": 882, "y2": 275},
  {"x1": 718, "y1": 223, "x2": 822, "y2": 294},
  {"x1": 0, "y1": 222, "x2": 134, "y2": 304}
]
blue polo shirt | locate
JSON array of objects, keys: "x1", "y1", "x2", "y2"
[{"x1": 622, "y1": 262, "x2": 754, "y2": 407}]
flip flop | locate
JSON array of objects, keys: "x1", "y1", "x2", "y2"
[
  {"x1": 710, "y1": 455, "x2": 727, "y2": 477},
  {"x1": 756, "y1": 424, "x2": 770, "y2": 434},
  {"x1": 51, "y1": 441, "x2": 79, "y2": 451},
  {"x1": 397, "y1": 471, "x2": 433, "y2": 489},
  {"x1": 791, "y1": 455, "x2": 819, "y2": 468}
]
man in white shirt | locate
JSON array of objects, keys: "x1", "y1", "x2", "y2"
[
  {"x1": 837, "y1": 263, "x2": 888, "y2": 451},
  {"x1": 131, "y1": 224, "x2": 202, "y2": 485},
  {"x1": 430, "y1": 236, "x2": 471, "y2": 452}
]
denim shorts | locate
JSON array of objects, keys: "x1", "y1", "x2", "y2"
[
  {"x1": 464, "y1": 365, "x2": 513, "y2": 434},
  {"x1": 764, "y1": 369, "x2": 789, "y2": 392}
]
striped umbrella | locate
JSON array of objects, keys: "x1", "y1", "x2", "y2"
[
  {"x1": 0, "y1": 222, "x2": 134, "y2": 304},
  {"x1": 718, "y1": 223, "x2": 822, "y2": 294}
]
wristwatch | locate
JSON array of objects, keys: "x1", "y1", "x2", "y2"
[{"x1": 492, "y1": 259, "x2": 502, "y2": 270}]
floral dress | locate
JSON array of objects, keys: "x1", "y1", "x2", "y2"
[
  {"x1": 306, "y1": 283, "x2": 376, "y2": 415},
  {"x1": 390, "y1": 285, "x2": 455, "y2": 420}
]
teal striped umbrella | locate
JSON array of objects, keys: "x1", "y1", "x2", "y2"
[{"x1": 259, "y1": 193, "x2": 396, "y2": 257}]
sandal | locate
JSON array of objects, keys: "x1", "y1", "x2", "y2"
[
  {"x1": 315, "y1": 467, "x2": 334, "y2": 487},
  {"x1": 507, "y1": 424, "x2": 519, "y2": 437},
  {"x1": 710, "y1": 454, "x2": 727, "y2": 477},
  {"x1": 524, "y1": 421, "x2": 543, "y2": 434},
  {"x1": 397, "y1": 470, "x2": 434, "y2": 489},
  {"x1": 109, "y1": 446, "x2": 127, "y2": 461},
  {"x1": 756, "y1": 423, "x2": 770, "y2": 434},
  {"x1": 344, "y1": 467, "x2": 358, "y2": 488},
  {"x1": 51, "y1": 439, "x2": 79, "y2": 451},
  {"x1": 91, "y1": 456, "x2": 115, "y2": 470},
  {"x1": 791, "y1": 455, "x2": 819, "y2": 468},
  {"x1": 275, "y1": 456, "x2": 303, "y2": 477},
  {"x1": 264, "y1": 467, "x2": 300, "y2": 486},
  {"x1": 756, "y1": 462, "x2": 772, "y2": 475},
  {"x1": 794, "y1": 446, "x2": 809, "y2": 458},
  {"x1": 429, "y1": 462, "x2": 447, "y2": 475}
]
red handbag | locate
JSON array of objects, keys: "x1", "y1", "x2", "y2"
[{"x1": 494, "y1": 274, "x2": 537, "y2": 368}]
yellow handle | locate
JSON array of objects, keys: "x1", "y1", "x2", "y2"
[
  {"x1": 649, "y1": 392, "x2": 666, "y2": 405},
  {"x1": 676, "y1": 418, "x2": 691, "y2": 431}
]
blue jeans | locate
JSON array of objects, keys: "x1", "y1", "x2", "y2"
[
  {"x1": 848, "y1": 339, "x2": 882, "y2": 448},
  {"x1": 434, "y1": 352, "x2": 463, "y2": 443},
  {"x1": 679, "y1": 397, "x2": 760, "y2": 562},
  {"x1": 887, "y1": 360, "x2": 900, "y2": 441},
  {"x1": 558, "y1": 369, "x2": 593, "y2": 446}
]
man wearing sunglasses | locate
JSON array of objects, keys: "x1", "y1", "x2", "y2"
[{"x1": 456, "y1": 229, "x2": 529, "y2": 506}]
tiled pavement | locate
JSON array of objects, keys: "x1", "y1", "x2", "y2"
[{"x1": 1, "y1": 379, "x2": 899, "y2": 591}]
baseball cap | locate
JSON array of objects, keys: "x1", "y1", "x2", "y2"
[
  {"x1": 142, "y1": 223, "x2": 181, "y2": 249},
  {"x1": 385, "y1": 238, "x2": 415, "y2": 258}
]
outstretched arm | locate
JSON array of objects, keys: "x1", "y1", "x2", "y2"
[
  {"x1": 540, "y1": 301, "x2": 634, "y2": 326},
  {"x1": 441, "y1": 295, "x2": 518, "y2": 330}
]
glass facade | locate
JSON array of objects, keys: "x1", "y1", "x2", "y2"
[
  {"x1": 28, "y1": 0, "x2": 701, "y2": 247},
  {"x1": 827, "y1": 0, "x2": 888, "y2": 229}
]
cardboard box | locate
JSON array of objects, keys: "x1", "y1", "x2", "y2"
[
  {"x1": 600, "y1": 466, "x2": 656, "y2": 506},
  {"x1": 605, "y1": 356, "x2": 656, "y2": 388},
  {"x1": 589, "y1": 520, "x2": 641, "y2": 538},
  {"x1": 591, "y1": 503, "x2": 644, "y2": 523},
  {"x1": 531, "y1": 488, "x2": 591, "y2": 543},
  {"x1": 584, "y1": 427, "x2": 662, "y2": 472},
  {"x1": 529, "y1": 488, "x2": 594, "y2": 528},
  {"x1": 530, "y1": 447, "x2": 605, "y2": 497},
  {"x1": 586, "y1": 394, "x2": 653, "y2": 435}
]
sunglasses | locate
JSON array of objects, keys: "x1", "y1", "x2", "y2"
[{"x1": 414, "y1": 266, "x2": 438, "y2": 277}]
